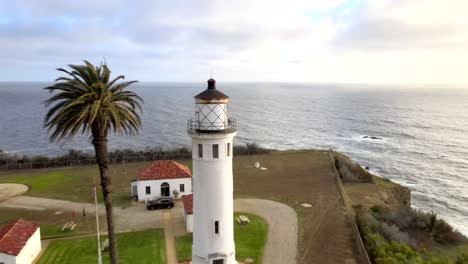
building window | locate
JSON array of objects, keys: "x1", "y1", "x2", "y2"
[
  {"x1": 180, "y1": 184, "x2": 185, "y2": 192},
  {"x1": 227, "y1": 143, "x2": 230, "y2": 156},
  {"x1": 145, "y1": 186, "x2": 151, "y2": 195},
  {"x1": 213, "y1": 144, "x2": 219, "y2": 158},
  {"x1": 214, "y1": 220, "x2": 220, "y2": 235},
  {"x1": 198, "y1": 144, "x2": 203, "y2": 158}
]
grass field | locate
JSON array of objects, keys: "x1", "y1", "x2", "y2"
[
  {"x1": 176, "y1": 212, "x2": 268, "y2": 263},
  {"x1": 1, "y1": 150, "x2": 465, "y2": 263},
  {"x1": 0, "y1": 207, "x2": 104, "y2": 238},
  {"x1": 0, "y1": 150, "x2": 343, "y2": 263},
  {"x1": 37, "y1": 229, "x2": 166, "y2": 264},
  {"x1": 0, "y1": 160, "x2": 192, "y2": 206}
]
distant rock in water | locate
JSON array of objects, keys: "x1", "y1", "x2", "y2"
[
  {"x1": 362, "y1": 135, "x2": 383, "y2": 140},
  {"x1": 365, "y1": 166, "x2": 370, "y2": 170}
]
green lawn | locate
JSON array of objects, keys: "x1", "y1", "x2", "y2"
[
  {"x1": 40, "y1": 223, "x2": 77, "y2": 238},
  {"x1": 37, "y1": 229, "x2": 166, "y2": 264},
  {"x1": 176, "y1": 212, "x2": 268, "y2": 264}
]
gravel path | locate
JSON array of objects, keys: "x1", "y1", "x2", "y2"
[{"x1": 234, "y1": 199, "x2": 298, "y2": 264}]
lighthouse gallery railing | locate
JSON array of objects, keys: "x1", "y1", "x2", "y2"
[{"x1": 187, "y1": 117, "x2": 236, "y2": 133}]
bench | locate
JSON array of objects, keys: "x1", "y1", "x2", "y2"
[
  {"x1": 237, "y1": 215, "x2": 250, "y2": 225},
  {"x1": 61, "y1": 221, "x2": 74, "y2": 231}
]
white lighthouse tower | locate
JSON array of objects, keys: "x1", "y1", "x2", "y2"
[{"x1": 188, "y1": 78, "x2": 237, "y2": 264}]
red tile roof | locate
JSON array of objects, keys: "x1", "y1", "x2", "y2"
[
  {"x1": 137, "y1": 161, "x2": 191, "y2": 181},
  {"x1": 0, "y1": 218, "x2": 39, "y2": 256},
  {"x1": 182, "y1": 194, "x2": 193, "y2": 215}
]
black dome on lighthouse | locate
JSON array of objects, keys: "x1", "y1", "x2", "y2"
[{"x1": 194, "y1": 78, "x2": 229, "y2": 100}]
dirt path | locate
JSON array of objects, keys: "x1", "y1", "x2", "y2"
[{"x1": 234, "y1": 199, "x2": 298, "y2": 264}]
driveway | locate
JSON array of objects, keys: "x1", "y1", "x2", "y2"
[{"x1": 234, "y1": 199, "x2": 298, "y2": 264}]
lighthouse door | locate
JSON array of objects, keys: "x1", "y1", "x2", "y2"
[{"x1": 161, "y1": 182, "x2": 170, "y2": 197}]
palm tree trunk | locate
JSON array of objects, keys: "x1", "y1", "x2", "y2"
[{"x1": 93, "y1": 136, "x2": 119, "y2": 264}]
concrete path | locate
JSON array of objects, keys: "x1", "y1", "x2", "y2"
[
  {"x1": 163, "y1": 211, "x2": 178, "y2": 264},
  {"x1": 0, "y1": 183, "x2": 28, "y2": 202},
  {"x1": 234, "y1": 199, "x2": 298, "y2": 264}
]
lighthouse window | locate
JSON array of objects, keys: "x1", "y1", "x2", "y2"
[
  {"x1": 227, "y1": 143, "x2": 231, "y2": 156},
  {"x1": 213, "y1": 144, "x2": 219, "y2": 158},
  {"x1": 198, "y1": 144, "x2": 203, "y2": 158},
  {"x1": 214, "y1": 220, "x2": 220, "y2": 234}
]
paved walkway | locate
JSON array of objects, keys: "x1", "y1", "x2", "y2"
[
  {"x1": 0, "y1": 183, "x2": 28, "y2": 202},
  {"x1": 163, "y1": 211, "x2": 178, "y2": 264},
  {"x1": 234, "y1": 199, "x2": 298, "y2": 264}
]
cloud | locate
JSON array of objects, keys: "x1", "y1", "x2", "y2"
[
  {"x1": 333, "y1": 0, "x2": 468, "y2": 51},
  {"x1": 0, "y1": 0, "x2": 467, "y2": 84}
]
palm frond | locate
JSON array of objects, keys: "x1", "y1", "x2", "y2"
[{"x1": 44, "y1": 60, "x2": 143, "y2": 142}]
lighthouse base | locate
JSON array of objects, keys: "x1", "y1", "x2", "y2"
[
  {"x1": 191, "y1": 252, "x2": 237, "y2": 264},
  {"x1": 190, "y1": 261, "x2": 238, "y2": 264}
]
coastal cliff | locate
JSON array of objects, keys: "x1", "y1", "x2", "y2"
[
  {"x1": 333, "y1": 152, "x2": 468, "y2": 264},
  {"x1": 333, "y1": 151, "x2": 411, "y2": 209}
]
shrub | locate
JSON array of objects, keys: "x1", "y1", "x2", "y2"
[
  {"x1": 455, "y1": 253, "x2": 468, "y2": 264},
  {"x1": 370, "y1": 205, "x2": 387, "y2": 216},
  {"x1": 378, "y1": 222, "x2": 417, "y2": 249},
  {"x1": 377, "y1": 207, "x2": 427, "y2": 234},
  {"x1": 365, "y1": 234, "x2": 450, "y2": 264},
  {"x1": 355, "y1": 205, "x2": 379, "y2": 238},
  {"x1": 433, "y1": 218, "x2": 467, "y2": 244},
  {"x1": 233, "y1": 143, "x2": 270, "y2": 155}
]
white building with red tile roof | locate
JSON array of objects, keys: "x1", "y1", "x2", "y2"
[
  {"x1": 130, "y1": 160, "x2": 192, "y2": 201},
  {"x1": 0, "y1": 219, "x2": 41, "y2": 264},
  {"x1": 182, "y1": 194, "x2": 194, "y2": 233}
]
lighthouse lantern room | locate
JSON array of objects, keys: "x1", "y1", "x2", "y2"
[{"x1": 188, "y1": 78, "x2": 237, "y2": 264}]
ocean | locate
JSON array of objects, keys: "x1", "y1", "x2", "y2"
[{"x1": 0, "y1": 82, "x2": 467, "y2": 236}]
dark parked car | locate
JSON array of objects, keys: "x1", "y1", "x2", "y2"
[{"x1": 146, "y1": 197, "x2": 174, "y2": 210}]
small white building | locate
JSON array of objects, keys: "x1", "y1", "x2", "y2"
[
  {"x1": 0, "y1": 218, "x2": 41, "y2": 264},
  {"x1": 182, "y1": 194, "x2": 194, "y2": 233},
  {"x1": 130, "y1": 160, "x2": 192, "y2": 201}
]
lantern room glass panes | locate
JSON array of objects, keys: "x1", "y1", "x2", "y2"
[{"x1": 196, "y1": 103, "x2": 228, "y2": 130}]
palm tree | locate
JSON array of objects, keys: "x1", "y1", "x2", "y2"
[{"x1": 44, "y1": 61, "x2": 143, "y2": 264}]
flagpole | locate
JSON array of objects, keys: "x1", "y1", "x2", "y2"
[{"x1": 94, "y1": 176, "x2": 103, "y2": 264}]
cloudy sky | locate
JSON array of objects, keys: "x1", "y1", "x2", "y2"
[{"x1": 1, "y1": 0, "x2": 467, "y2": 84}]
